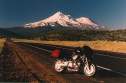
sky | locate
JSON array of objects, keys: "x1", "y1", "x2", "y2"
[{"x1": 0, "y1": 0, "x2": 126, "y2": 28}]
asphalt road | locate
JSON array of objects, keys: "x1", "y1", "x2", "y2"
[{"x1": 15, "y1": 42, "x2": 126, "y2": 83}]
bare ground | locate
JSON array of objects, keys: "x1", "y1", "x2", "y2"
[
  {"x1": 0, "y1": 42, "x2": 37, "y2": 82},
  {"x1": 0, "y1": 41, "x2": 68, "y2": 82}
]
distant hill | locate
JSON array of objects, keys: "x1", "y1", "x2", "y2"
[
  {"x1": 0, "y1": 28, "x2": 21, "y2": 38},
  {"x1": 0, "y1": 26, "x2": 126, "y2": 41}
]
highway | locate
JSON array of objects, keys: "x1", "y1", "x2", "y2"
[{"x1": 0, "y1": 40, "x2": 126, "y2": 83}]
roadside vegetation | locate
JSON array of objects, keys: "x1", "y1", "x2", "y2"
[
  {"x1": 0, "y1": 38, "x2": 5, "y2": 54},
  {"x1": 1, "y1": 27, "x2": 126, "y2": 41},
  {"x1": 1, "y1": 26, "x2": 126, "y2": 53},
  {"x1": 14, "y1": 39, "x2": 126, "y2": 53}
]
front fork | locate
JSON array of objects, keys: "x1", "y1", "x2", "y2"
[{"x1": 82, "y1": 56, "x2": 91, "y2": 68}]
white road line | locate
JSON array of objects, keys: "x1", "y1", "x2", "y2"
[
  {"x1": 97, "y1": 65, "x2": 126, "y2": 77},
  {"x1": 97, "y1": 65, "x2": 112, "y2": 71},
  {"x1": 96, "y1": 54, "x2": 126, "y2": 60},
  {"x1": 23, "y1": 44, "x2": 52, "y2": 53}
]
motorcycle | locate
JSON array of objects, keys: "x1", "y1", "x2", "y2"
[{"x1": 54, "y1": 48, "x2": 96, "y2": 77}]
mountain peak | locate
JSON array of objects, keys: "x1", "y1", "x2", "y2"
[
  {"x1": 25, "y1": 11, "x2": 99, "y2": 29},
  {"x1": 54, "y1": 11, "x2": 64, "y2": 15},
  {"x1": 45, "y1": 11, "x2": 69, "y2": 21},
  {"x1": 76, "y1": 17, "x2": 98, "y2": 27}
]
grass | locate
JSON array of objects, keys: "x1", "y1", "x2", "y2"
[
  {"x1": 13, "y1": 39, "x2": 126, "y2": 53},
  {"x1": 0, "y1": 38, "x2": 5, "y2": 54}
]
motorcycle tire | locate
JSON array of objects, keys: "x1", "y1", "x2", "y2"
[
  {"x1": 54, "y1": 60, "x2": 64, "y2": 73},
  {"x1": 83, "y1": 62, "x2": 96, "y2": 77}
]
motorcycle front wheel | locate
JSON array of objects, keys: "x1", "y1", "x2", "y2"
[
  {"x1": 54, "y1": 60, "x2": 64, "y2": 72},
  {"x1": 83, "y1": 63, "x2": 96, "y2": 77}
]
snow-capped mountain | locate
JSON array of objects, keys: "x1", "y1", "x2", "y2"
[
  {"x1": 76, "y1": 17, "x2": 98, "y2": 27},
  {"x1": 25, "y1": 11, "x2": 99, "y2": 29}
]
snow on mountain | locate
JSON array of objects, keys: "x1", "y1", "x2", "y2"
[
  {"x1": 25, "y1": 11, "x2": 99, "y2": 29},
  {"x1": 76, "y1": 17, "x2": 98, "y2": 27}
]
